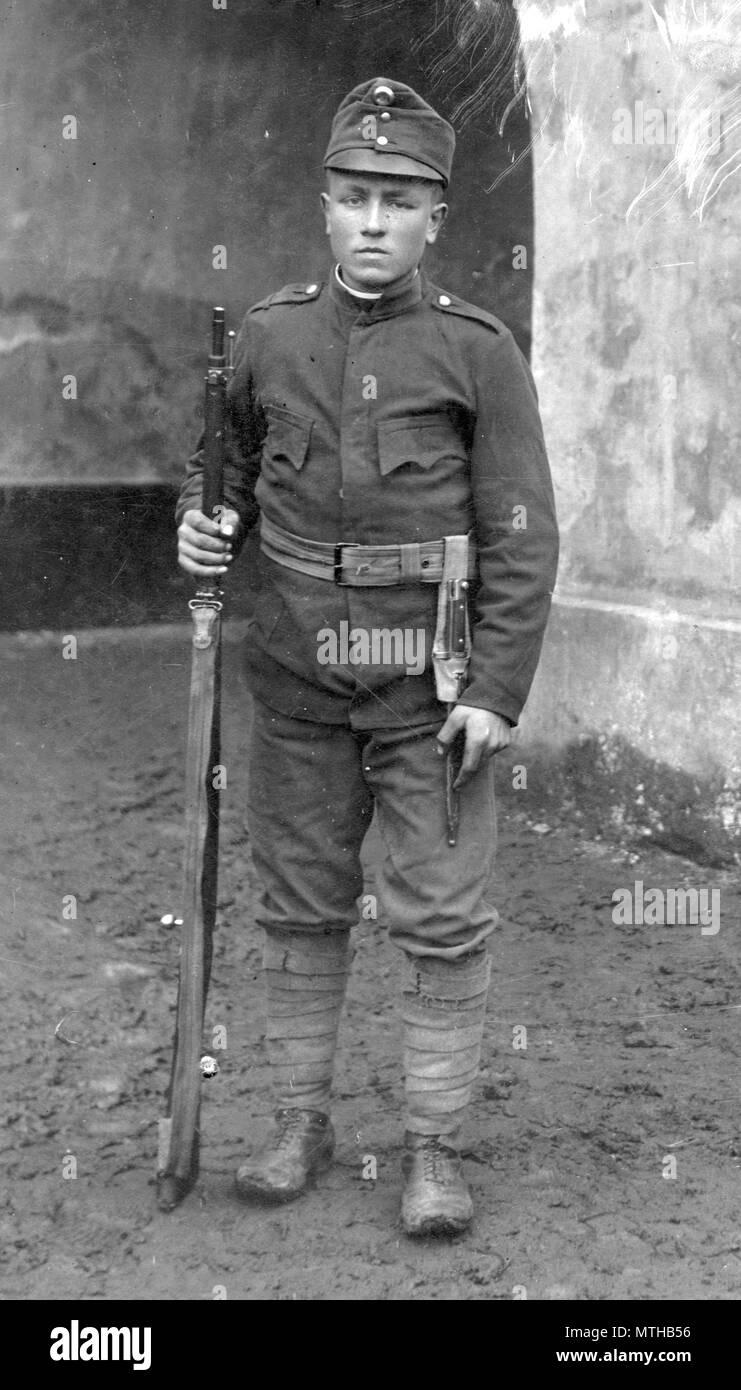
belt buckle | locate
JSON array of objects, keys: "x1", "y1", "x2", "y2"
[
  {"x1": 335, "y1": 539, "x2": 380, "y2": 583},
  {"x1": 334, "y1": 543, "x2": 356, "y2": 585},
  {"x1": 334, "y1": 543, "x2": 374, "y2": 585}
]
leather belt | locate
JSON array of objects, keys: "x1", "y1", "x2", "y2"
[{"x1": 260, "y1": 514, "x2": 477, "y2": 586}]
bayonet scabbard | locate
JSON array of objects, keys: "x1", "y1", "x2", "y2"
[{"x1": 432, "y1": 540, "x2": 472, "y2": 849}]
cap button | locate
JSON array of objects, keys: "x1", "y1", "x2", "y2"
[
  {"x1": 380, "y1": 111, "x2": 391, "y2": 121},
  {"x1": 438, "y1": 294, "x2": 452, "y2": 307},
  {"x1": 305, "y1": 283, "x2": 318, "y2": 294},
  {"x1": 376, "y1": 135, "x2": 389, "y2": 147},
  {"x1": 373, "y1": 84, "x2": 395, "y2": 106}
]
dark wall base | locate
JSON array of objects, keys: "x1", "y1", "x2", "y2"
[
  {"x1": 2, "y1": 485, "x2": 254, "y2": 630},
  {"x1": 496, "y1": 733, "x2": 739, "y2": 869}
]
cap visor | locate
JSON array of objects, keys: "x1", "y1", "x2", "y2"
[{"x1": 324, "y1": 148, "x2": 444, "y2": 181}]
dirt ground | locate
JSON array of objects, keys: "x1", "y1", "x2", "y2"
[{"x1": 1, "y1": 624, "x2": 739, "y2": 1303}]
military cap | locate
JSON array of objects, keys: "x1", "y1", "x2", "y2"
[{"x1": 324, "y1": 77, "x2": 455, "y2": 185}]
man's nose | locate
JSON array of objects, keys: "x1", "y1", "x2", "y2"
[{"x1": 362, "y1": 200, "x2": 386, "y2": 235}]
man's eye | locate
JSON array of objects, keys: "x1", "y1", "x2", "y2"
[{"x1": 343, "y1": 197, "x2": 363, "y2": 207}]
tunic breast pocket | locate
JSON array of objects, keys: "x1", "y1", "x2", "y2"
[
  {"x1": 377, "y1": 415, "x2": 467, "y2": 476},
  {"x1": 262, "y1": 405, "x2": 313, "y2": 472}
]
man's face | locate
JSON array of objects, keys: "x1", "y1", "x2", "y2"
[{"x1": 320, "y1": 172, "x2": 447, "y2": 292}]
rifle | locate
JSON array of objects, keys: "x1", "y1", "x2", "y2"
[{"x1": 156, "y1": 307, "x2": 235, "y2": 1212}]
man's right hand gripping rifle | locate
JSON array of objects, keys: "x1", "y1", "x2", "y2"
[{"x1": 177, "y1": 508, "x2": 242, "y2": 579}]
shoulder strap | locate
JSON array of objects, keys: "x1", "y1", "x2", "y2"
[
  {"x1": 428, "y1": 285, "x2": 506, "y2": 335},
  {"x1": 248, "y1": 281, "x2": 323, "y2": 314}
]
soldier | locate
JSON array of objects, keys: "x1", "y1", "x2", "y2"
[{"x1": 176, "y1": 77, "x2": 559, "y2": 1237}]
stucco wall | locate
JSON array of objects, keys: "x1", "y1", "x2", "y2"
[{"x1": 518, "y1": 0, "x2": 740, "y2": 861}]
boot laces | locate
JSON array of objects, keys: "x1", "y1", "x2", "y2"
[
  {"x1": 274, "y1": 1109, "x2": 320, "y2": 1151},
  {"x1": 421, "y1": 1138, "x2": 457, "y2": 1185}
]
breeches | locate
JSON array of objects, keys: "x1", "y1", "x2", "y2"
[{"x1": 246, "y1": 700, "x2": 498, "y2": 960}]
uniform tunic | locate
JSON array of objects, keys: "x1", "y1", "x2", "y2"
[{"x1": 176, "y1": 269, "x2": 559, "y2": 731}]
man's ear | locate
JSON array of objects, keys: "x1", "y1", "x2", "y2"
[
  {"x1": 320, "y1": 190, "x2": 331, "y2": 236},
  {"x1": 425, "y1": 200, "x2": 448, "y2": 245}
]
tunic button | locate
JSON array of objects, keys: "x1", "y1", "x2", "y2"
[
  {"x1": 438, "y1": 294, "x2": 451, "y2": 306},
  {"x1": 305, "y1": 283, "x2": 318, "y2": 294},
  {"x1": 376, "y1": 136, "x2": 389, "y2": 147}
]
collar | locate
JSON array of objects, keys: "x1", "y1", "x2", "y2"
[
  {"x1": 334, "y1": 264, "x2": 382, "y2": 301},
  {"x1": 328, "y1": 263, "x2": 423, "y2": 318}
]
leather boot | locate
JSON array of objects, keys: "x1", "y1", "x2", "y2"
[
  {"x1": 235, "y1": 1107, "x2": 334, "y2": 1204},
  {"x1": 401, "y1": 1132, "x2": 473, "y2": 1237}
]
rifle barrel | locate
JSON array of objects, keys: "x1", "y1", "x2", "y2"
[{"x1": 210, "y1": 306, "x2": 226, "y2": 361}]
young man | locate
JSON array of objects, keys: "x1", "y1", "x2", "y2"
[{"x1": 176, "y1": 77, "x2": 559, "y2": 1237}]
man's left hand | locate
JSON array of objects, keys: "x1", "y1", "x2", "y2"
[{"x1": 436, "y1": 705, "x2": 512, "y2": 789}]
